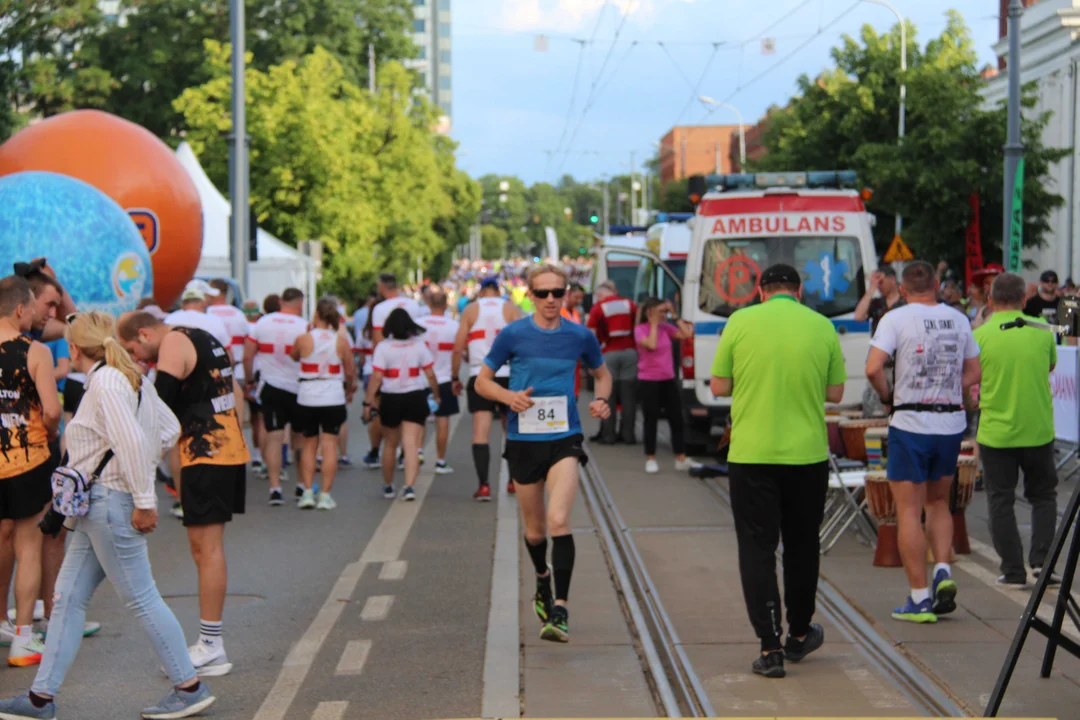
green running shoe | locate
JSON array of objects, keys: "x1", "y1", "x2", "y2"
[
  {"x1": 931, "y1": 569, "x2": 958, "y2": 616},
  {"x1": 540, "y1": 605, "x2": 569, "y2": 643},
  {"x1": 892, "y1": 596, "x2": 938, "y2": 623},
  {"x1": 534, "y1": 574, "x2": 553, "y2": 624}
]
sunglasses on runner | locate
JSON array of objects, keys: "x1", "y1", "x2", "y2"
[{"x1": 532, "y1": 288, "x2": 567, "y2": 300}]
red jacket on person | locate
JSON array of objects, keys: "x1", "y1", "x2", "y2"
[{"x1": 587, "y1": 295, "x2": 637, "y2": 353}]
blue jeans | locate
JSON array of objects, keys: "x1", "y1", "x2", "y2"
[{"x1": 32, "y1": 485, "x2": 195, "y2": 696}]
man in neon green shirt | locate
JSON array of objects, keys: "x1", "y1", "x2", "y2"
[
  {"x1": 973, "y1": 272, "x2": 1059, "y2": 586},
  {"x1": 710, "y1": 263, "x2": 846, "y2": 680}
]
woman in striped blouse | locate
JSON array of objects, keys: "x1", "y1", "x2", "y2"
[{"x1": 0, "y1": 312, "x2": 217, "y2": 720}]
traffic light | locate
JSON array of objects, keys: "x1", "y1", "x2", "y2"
[{"x1": 588, "y1": 209, "x2": 600, "y2": 225}]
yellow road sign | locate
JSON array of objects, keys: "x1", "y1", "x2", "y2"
[{"x1": 883, "y1": 234, "x2": 914, "y2": 263}]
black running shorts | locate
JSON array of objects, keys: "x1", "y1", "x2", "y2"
[
  {"x1": 467, "y1": 376, "x2": 509, "y2": 415},
  {"x1": 503, "y1": 434, "x2": 587, "y2": 486},
  {"x1": 430, "y1": 381, "x2": 459, "y2": 418},
  {"x1": 259, "y1": 383, "x2": 299, "y2": 432},
  {"x1": 180, "y1": 463, "x2": 246, "y2": 527},
  {"x1": 0, "y1": 455, "x2": 55, "y2": 521},
  {"x1": 295, "y1": 404, "x2": 348, "y2": 438},
  {"x1": 380, "y1": 390, "x2": 429, "y2": 429}
]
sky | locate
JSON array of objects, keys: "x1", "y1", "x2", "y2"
[{"x1": 449, "y1": 0, "x2": 1004, "y2": 185}]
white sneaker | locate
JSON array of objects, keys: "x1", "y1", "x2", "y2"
[
  {"x1": 645, "y1": 459, "x2": 660, "y2": 474},
  {"x1": 188, "y1": 641, "x2": 233, "y2": 677},
  {"x1": 297, "y1": 489, "x2": 316, "y2": 509},
  {"x1": 675, "y1": 458, "x2": 703, "y2": 472},
  {"x1": 8, "y1": 632, "x2": 45, "y2": 667},
  {"x1": 7, "y1": 601, "x2": 45, "y2": 624},
  {"x1": 435, "y1": 461, "x2": 454, "y2": 475},
  {"x1": 316, "y1": 493, "x2": 337, "y2": 511},
  {"x1": 34, "y1": 617, "x2": 101, "y2": 638},
  {"x1": 0, "y1": 620, "x2": 15, "y2": 647}
]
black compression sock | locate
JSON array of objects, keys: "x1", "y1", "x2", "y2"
[
  {"x1": 525, "y1": 536, "x2": 548, "y2": 576},
  {"x1": 552, "y1": 534, "x2": 576, "y2": 601},
  {"x1": 28, "y1": 692, "x2": 51, "y2": 708},
  {"x1": 472, "y1": 444, "x2": 490, "y2": 486}
]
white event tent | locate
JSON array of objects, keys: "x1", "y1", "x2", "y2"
[{"x1": 176, "y1": 142, "x2": 317, "y2": 312}]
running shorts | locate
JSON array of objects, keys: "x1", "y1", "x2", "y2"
[
  {"x1": 296, "y1": 404, "x2": 348, "y2": 437},
  {"x1": 0, "y1": 454, "x2": 54, "y2": 521},
  {"x1": 63, "y1": 378, "x2": 85, "y2": 415},
  {"x1": 259, "y1": 383, "x2": 299, "y2": 432},
  {"x1": 467, "y1": 376, "x2": 509, "y2": 415},
  {"x1": 180, "y1": 463, "x2": 246, "y2": 527},
  {"x1": 886, "y1": 427, "x2": 964, "y2": 484},
  {"x1": 380, "y1": 390, "x2": 429, "y2": 429},
  {"x1": 429, "y1": 381, "x2": 459, "y2": 418},
  {"x1": 503, "y1": 433, "x2": 587, "y2": 486}
]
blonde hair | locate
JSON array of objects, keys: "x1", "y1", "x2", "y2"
[
  {"x1": 526, "y1": 263, "x2": 569, "y2": 290},
  {"x1": 66, "y1": 312, "x2": 143, "y2": 393}
]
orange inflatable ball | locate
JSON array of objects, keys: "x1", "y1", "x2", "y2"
[{"x1": 0, "y1": 109, "x2": 202, "y2": 308}]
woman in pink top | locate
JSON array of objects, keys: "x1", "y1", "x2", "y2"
[{"x1": 634, "y1": 299, "x2": 701, "y2": 474}]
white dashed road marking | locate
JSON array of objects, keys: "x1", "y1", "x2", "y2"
[
  {"x1": 311, "y1": 701, "x2": 349, "y2": 720},
  {"x1": 335, "y1": 639, "x2": 373, "y2": 676},
  {"x1": 378, "y1": 560, "x2": 408, "y2": 580},
  {"x1": 360, "y1": 595, "x2": 394, "y2": 621}
]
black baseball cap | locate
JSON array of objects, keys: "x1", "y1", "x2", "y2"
[
  {"x1": 1040, "y1": 270, "x2": 1059, "y2": 284},
  {"x1": 759, "y1": 263, "x2": 802, "y2": 288}
]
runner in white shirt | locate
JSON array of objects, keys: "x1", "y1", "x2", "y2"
[
  {"x1": 417, "y1": 290, "x2": 460, "y2": 474},
  {"x1": 290, "y1": 299, "x2": 356, "y2": 511},
  {"x1": 244, "y1": 288, "x2": 308, "y2": 505},
  {"x1": 165, "y1": 283, "x2": 230, "y2": 351},
  {"x1": 363, "y1": 308, "x2": 438, "y2": 502},
  {"x1": 866, "y1": 261, "x2": 981, "y2": 624},
  {"x1": 371, "y1": 273, "x2": 426, "y2": 344},
  {"x1": 452, "y1": 278, "x2": 523, "y2": 501}
]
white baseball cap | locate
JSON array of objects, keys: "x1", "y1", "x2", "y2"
[{"x1": 181, "y1": 279, "x2": 220, "y2": 302}]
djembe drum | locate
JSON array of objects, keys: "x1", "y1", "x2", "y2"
[
  {"x1": 865, "y1": 470, "x2": 901, "y2": 567},
  {"x1": 864, "y1": 426, "x2": 889, "y2": 470},
  {"x1": 951, "y1": 441, "x2": 978, "y2": 555},
  {"x1": 826, "y1": 415, "x2": 846, "y2": 457},
  {"x1": 839, "y1": 418, "x2": 888, "y2": 463}
]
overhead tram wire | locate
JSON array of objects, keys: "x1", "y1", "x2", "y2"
[
  {"x1": 668, "y1": 42, "x2": 723, "y2": 129},
  {"x1": 658, "y1": 41, "x2": 700, "y2": 92}
]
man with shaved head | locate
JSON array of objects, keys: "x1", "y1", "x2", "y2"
[{"x1": 418, "y1": 289, "x2": 460, "y2": 474}]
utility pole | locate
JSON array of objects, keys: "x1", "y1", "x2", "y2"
[
  {"x1": 228, "y1": 0, "x2": 248, "y2": 297},
  {"x1": 368, "y1": 43, "x2": 376, "y2": 92},
  {"x1": 630, "y1": 151, "x2": 636, "y2": 225},
  {"x1": 715, "y1": 141, "x2": 721, "y2": 174},
  {"x1": 1003, "y1": 0, "x2": 1025, "y2": 271},
  {"x1": 602, "y1": 180, "x2": 610, "y2": 237}
]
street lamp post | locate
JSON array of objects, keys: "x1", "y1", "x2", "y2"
[
  {"x1": 697, "y1": 96, "x2": 746, "y2": 170},
  {"x1": 862, "y1": 0, "x2": 907, "y2": 244},
  {"x1": 1003, "y1": 0, "x2": 1026, "y2": 271},
  {"x1": 229, "y1": 0, "x2": 248, "y2": 297}
]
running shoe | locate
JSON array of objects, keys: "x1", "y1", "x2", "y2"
[
  {"x1": 363, "y1": 451, "x2": 380, "y2": 469},
  {"x1": 339, "y1": 455, "x2": 353, "y2": 467},
  {"x1": 268, "y1": 488, "x2": 284, "y2": 506},
  {"x1": 188, "y1": 642, "x2": 233, "y2": 677},
  {"x1": 752, "y1": 651, "x2": 786, "y2": 679},
  {"x1": 1033, "y1": 566, "x2": 1062, "y2": 585},
  {"x1": 295, "y1": 484, "x2": 304, "y2": 498},
  {"x1": 382, "y1": 484, "x2": 395, "y2": 499},
  {"x1": 534, "y1": 575, "x2": 554, "y2": 623},
  {"x1": 34, "y1": 618, "x2": 101, "y2": 639},
  {"x1": 316, "y1": 493, "x2": 337, "y2": 511},
  {"x1": 297, "y1": 489, "x2": 316, "y2": 509},
  {"x1": 0, "y1": 692, "x2": 56, "y2": 719},
  {"x1": 931, "y1": 569, "x2": 958, "y2": 616},
  {"x1": 251, "y1": 457, "x2": 265, "y2": 471},
  {"x1": 891, "y1": 596, "x2": 937, "y2": 623},
  {"x1": 540, "y1": 605, "x2": 569, "y2": 643},
  {"x1": 996, "y1": 575, "x2": 1028, "y2": 587},
  {"x1": 0, "y1": 621, "x2": 14, "y2": 648},
  {"x1": 8, "y1": 634, "x2": 45, "y2": 667},
  {"x1": 435, "y1": 461, "x2": 454, "y2": 475},
  {"x1": 645, "y1": 459, "x2": 659, "y2": 474},
  {"x1": 141, "y1": 683, "x2": 216, "y2": 719},
  {"x1": 6, "y1": 602, "x2": 44, "y2": 624},
  {"x1": 315, "y1": 456, "x2": 322, "y2": 471},
  {"x1": 171, "y1": 502, "x2": 184, "y2": 519},
  {"x1": 507, "y1": 480, "x2": 516, "y2": 495},
  {"x1": 675, "y1": 458, "x2": 704, "y2": 472},
  {"x1": 397, "y1": 453, "x2": 404, "y2": 471},
  {"x1": 418, "y1": 449, "x2": 425, "y2": 465},
  {"x1": 783, "y1": 623, "x2": 824, "y2": 662},
  {"x1": 473, "y1": 485, "x2": 492, "y2": 502},
  {"x1": 401, "y1": 486, "x2": 416, "y2": 502}
]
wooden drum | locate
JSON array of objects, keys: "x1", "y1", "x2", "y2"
[
  {"x1": 865, "y1": 470, "x2": 902, "y2": 567},
  {"x1": 864, "y1": 426, "x2": 889, "y2": 470},
  {"x1": 951, "y1": 441, "x2": 979, "y2": 555},
  {"x1": 826, "y1": 415, "x2": 846, "y2": 457},
  {"x1": 839, "y1": 418, "x2": 888, "y2": 463}
]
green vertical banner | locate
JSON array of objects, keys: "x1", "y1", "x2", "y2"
[{"x1": 1008, "y1": 158, "x2": 1025, "y2": 272}]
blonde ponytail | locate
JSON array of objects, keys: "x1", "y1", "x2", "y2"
[{"x1": 67, "y1": 312, "x2": 143, "y2": 393}]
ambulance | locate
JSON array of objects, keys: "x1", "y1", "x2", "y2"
[{"x1": 589, "y1": 171, "x2": 877, "y2": 449}]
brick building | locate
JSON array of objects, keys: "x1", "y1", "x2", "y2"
[{"x1": 657, "y1": 125, "x2": 743, "y2": 185}]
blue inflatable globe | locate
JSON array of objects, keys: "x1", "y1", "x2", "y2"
[{"x1": 0, "y1": 171, "x2": 152, "y2": 315}]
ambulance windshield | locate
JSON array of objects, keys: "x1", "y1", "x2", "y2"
[{"x1": 699, "y1": 235, "x2": 864, "y2": 318}]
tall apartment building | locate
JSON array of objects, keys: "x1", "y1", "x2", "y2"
[{"x1": 407, "y1": 0, "x2": 452, "y2": 131}]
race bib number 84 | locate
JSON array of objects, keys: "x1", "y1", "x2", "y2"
[{"x1": 519, "y1": 396, "x2": 569, "y2": 434}]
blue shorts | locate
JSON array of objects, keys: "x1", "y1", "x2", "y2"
[{"x1": 887, "y1": 427, "x2": 963, "y2": 483}]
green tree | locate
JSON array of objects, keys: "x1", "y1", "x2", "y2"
[
  {"x1": 754, "y1": 12, "x2": 1066, "y2": 267},
  {"x1": 0, "y1": 0, "x2": 115, "y2": 119},
  {"x1": 658, "y1": 179, "x2": 694, "y2": 213},
  {"x1": 175, "y1": 42, "x2": 478, "y2": 296},
  {"x1": 0, "y1": 61, "x2": 23, "y2": 142}
]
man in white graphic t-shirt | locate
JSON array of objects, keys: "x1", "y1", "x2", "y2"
[{"x1": 866, "y1": 261, "x2": 981, "y2": 625}]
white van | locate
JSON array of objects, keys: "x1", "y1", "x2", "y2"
[{"x1": 590, "y1": 172, "x2": 877, "y2": 449}]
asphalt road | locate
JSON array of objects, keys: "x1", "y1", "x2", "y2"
[{"x1": 0, "y1": 412, "x2": 498, "y2": 720}]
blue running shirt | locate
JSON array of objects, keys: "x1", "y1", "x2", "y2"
[{"x1": 484, "y1": 317, "x2": 605, "y2": 441}]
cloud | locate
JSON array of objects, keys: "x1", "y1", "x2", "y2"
[{"x1": 498, "y1": 0, "x2": 696, "y2": 34}]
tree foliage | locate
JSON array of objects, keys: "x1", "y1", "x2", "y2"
[
  {"x1": 474, "y1": 175, "x2": 600, "y2": 258},
  {"x1": 754, "y1": 12, "x2": 1067, "y2": 267},
  {"x1": 175, "y1": 43, "x2": 479, "y2": 296}
]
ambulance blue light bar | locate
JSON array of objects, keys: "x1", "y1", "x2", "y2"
[{"x1": 700, "y1": 171, "x2": 858, "y2": 190}]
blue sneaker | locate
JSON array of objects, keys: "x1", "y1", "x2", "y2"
[
  {"x1": 892, "y1": 596, "x2": 937, "y2": 624},
  {"x1": 0, "y1": 692, "x2": 57, "y2": 719},
  {"x1": 400, "y1": 486, "x2": 416, "y2": 502},
  {"x1": 141, "y1": 683, "x2": 216, "y2": 719},
  {"x1": 931, "y1": 569, "x2": 958, "y2": 616},
  {"x1": 382, "y1": 484, "x2": 395, "y2": 499}
]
